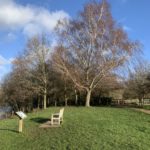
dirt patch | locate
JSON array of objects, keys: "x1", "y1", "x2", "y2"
[
  {"x1": 39, "y1": 121, "x2": 61, "y2": 128},
  {"x1": 133, "y1": 108, "x2": 150, "y2": 115}
]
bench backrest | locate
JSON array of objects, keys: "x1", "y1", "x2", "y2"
[{"x1": 59, "y1": 108, "x2": 64, "y2": 118}]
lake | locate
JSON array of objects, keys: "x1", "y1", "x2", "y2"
[{"x1": 0, "y1": 106, "x2": 12, "y2": 119}]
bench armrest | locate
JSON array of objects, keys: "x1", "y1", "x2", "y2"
[{"x1": 51, "y1": 113, "x2": 60, "y2": 119}]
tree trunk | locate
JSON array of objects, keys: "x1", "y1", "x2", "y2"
[
  {"x1": 47, "y1": 98, "x2": 49, "y2": 106},
  {"x1": 85, "y1": 90, "x2": 92, "y2": 107},
  {"x1": 65, "y1": 94, "x2": 68, "y2": 106},
  {"x1": 22, "y1": 106, "x2": 25, "y2": 112},
  {"x1": 43, "y1": 89, "x2": 47, "y2": 109},
  {"x1": 55, "y1": 100, "x2": 57, "y2": 107},
  {"x1": 75, "y1": 89, "x2": 78, "y2": 105},
  {"x1": 141, "y1": 97, "x2": 144, "y2": 106},
  {"x1": 37, "y1": 96, "x2": 40, "y2": 109},
  {"x1": 139, "y1": 96, "x2": 144, "y2": 107},
  {"x1": 64, "y1": 77, "x2": 68, "y2": 106}
]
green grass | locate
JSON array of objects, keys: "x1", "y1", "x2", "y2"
[
  {"x1": 0, "y1": 107, "x2": 150, "y2": 150},
  {"x1": 143, "y1": 105, "x2": 150, "y2": 110}
]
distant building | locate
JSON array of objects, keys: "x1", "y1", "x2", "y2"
[
  {"x1": 109, "y1": 89, "x2": 124, "y2": 100},
  {"x1": 109, "y1": 88, "x2": 150, "y2": 105}
]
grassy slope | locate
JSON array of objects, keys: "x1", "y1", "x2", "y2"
[
  {"x1": 0, "y1": 107, "x2": 150, "y2": 150},
  {"x1": 143, "y1": 105, "x2": 150, "y2": 110}
]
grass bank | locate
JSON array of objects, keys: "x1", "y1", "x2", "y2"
[{"x1": 0, "y1": 107, "x2": 150, "y2": 150}]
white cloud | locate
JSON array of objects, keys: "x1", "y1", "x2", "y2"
[
  {"x1": 123, "y1": 25, "x2": 132, "y2": 32},
  {"x1": 117, "y1": 18, "x2": 132, "y2": 32},
  {"x1": 7, "y1": 32, "x2": 16, "y2": 41},
  {"x1": 23, "y1": 23, "x2": 41, "y2": 37},
  {"x1": 0, "y1": 0, "x2": 70, "y2": 37},
  {"x1": 0, "y1": 65, "x2": 9, "y2": 81},
  {"x1": 0, "y1": 55, "x2": 13, "y2": 65},
  {"x1": 0, "y1": 0, "x2": 34, "y2": 30},
  {"x1": 0, "y1": 32, "x2": 17, "y2": 44},
  {"x1": 0, "y1": 55, "x2": 13, "y2": 81}
]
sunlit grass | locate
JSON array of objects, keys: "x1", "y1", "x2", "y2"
[{"x1": 0, "y1": 107, "x2": 150, "y2": 150}]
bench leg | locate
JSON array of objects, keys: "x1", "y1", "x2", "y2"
[{"x1": 51, "y1": 119, "x2": 53, "y2": 125}]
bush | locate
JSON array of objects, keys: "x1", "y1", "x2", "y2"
[{"x1": 91, "y1": 96, "x2": 112, "y2": 106}]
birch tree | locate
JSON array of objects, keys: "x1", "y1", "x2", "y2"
[
  {"x1": 15, "y1": 35, "x2": 51, "y2": 109},
  {"x1": 53, "y1": 0, "x2": 140, "y2": 107}
]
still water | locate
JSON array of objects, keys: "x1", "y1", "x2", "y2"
[{"x1": 0, "y1": 106, "x2": 12, "y2": 119}]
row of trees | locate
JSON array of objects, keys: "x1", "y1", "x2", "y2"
[
  {"x1": 0, "y1": 0, "x2": 141, "y2": 111},
  {"x1": 124, "y1": 62, "x2": 150, "y2": 104}
]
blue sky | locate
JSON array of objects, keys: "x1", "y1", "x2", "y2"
[{"x1": 0, "y1": 0, "x2": 150, "y2": 81}]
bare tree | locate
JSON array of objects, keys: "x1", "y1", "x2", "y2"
[
  {"x1": 0, "y1": 85, "x2": 3, "y2": 105},
  {"x1": 15, "y1": 35, "x2": 50, "y2": 109},
  {"x1": 53, "y1": 0, "x2": 139, "y2": 107},
  {"x1": 2, "y1": 60, "x2": 34, "y2": 111},
  {"x1": 124, "y1": 62, "x2": 150, "y2": 105}
]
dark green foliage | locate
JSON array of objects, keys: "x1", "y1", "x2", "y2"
[{"x1": 91, "y1": 96, "x2": 112, "y2": 106}]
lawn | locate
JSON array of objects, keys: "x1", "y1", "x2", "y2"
[
  {"x1": 143, "y1": 105, "x2": 150, "y2": 110},
  {"x1": 0, "y1": 107, "x2": 150, "y2": 150}
]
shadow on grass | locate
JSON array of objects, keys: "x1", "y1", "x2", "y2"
[
  {"x1": 30, "y1": 117, "x2": 49, "y2": 124},
  {"x1": 0, "y1": 128, "x2": 18, "y2": 133}
]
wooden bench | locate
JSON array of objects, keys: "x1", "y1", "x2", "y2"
[{"x1": 51, "y1": 108, "x2": 64, "y2": 125}]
